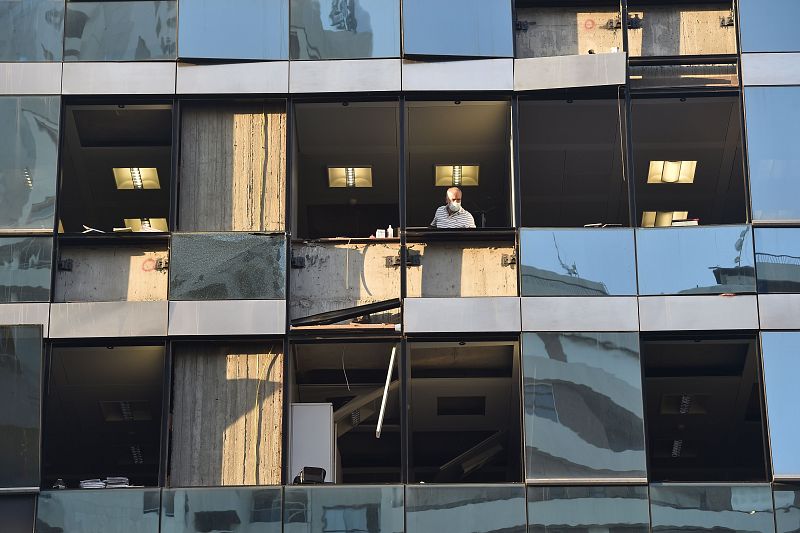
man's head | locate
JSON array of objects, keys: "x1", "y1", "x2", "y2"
[{"x1": 445, "y1": 187, "x2": 463, "y2": 213}]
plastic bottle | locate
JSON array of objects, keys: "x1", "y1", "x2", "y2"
[{"x1": 387, "y1": 225, "x2": 394, "y2": 238}]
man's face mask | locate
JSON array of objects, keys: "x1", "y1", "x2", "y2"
[{"x1": 447, "y1": 200, "x2": 461, "y2": 213}]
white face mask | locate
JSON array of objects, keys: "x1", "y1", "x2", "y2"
[{"x1": 447, "y1": 201, "x2": 461, "y2": 213}]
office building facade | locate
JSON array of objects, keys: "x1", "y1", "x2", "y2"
[{"x1": 1, "y1": 0, "x2": 800, "y2": 531}]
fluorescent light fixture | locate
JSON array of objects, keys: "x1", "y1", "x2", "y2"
[
  {"x1": 113, "y1": 167, "x2": 160, "y2": 189},
  {"x1": 647, "y1": 160, "x2": 697, "y2": 184},
  {"x1": 435, "y1": 164, "x2": 479, "y2": 187},
  {"x1": 328, "y1": 166, "x2": 373, "y2": 188},
  {"x1": 123, "y1": 217, "x2": 168, "y2": 232},
  {"x1": 641, "y1": 211, "x2": 689, "y2": 227},
  {"x1": 23, "y1": 167, "x2": 32, "y2": 189}
]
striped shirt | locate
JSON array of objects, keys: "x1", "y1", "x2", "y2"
[{"x1": 430, "y1": 205, "x2": 476, "y2": 229}]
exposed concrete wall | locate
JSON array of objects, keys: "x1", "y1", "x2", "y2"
[
  {"x1": 170, "y1": 343, "x2": 283, "y2": 486},
  {"x1": 628, "y1": 6, "x2": 736, "y2": 56},
  {"x1": 516, "y1": 5, "x2": 735, "y2": 58},
  {"x1": 406, "y1": 242, "x2": 517, "y2": 298},
  {"x1": 179, "y1": 102, "x2": 286, "y2": 232},
  {"x1": 54, "y1": 245, "x2": 168, "y2": 302},
  {"x1": 516, "y1": 8, "x2": 623, "y2": 58},
  {"x1": 290, "y1": 242, "x2": 401, "y2": 323}
]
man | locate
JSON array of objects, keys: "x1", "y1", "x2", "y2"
[{"x1": 430, "y1": 187, "x2": 476, "y2": 229}]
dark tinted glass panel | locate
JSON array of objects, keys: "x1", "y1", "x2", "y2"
[
  {"x1": 290, "y1": 0, "x2": 399, "y2": 59},
  {"x1": 520, "y1": 229, "x2": 636, "y2": 296},
  {"x1": 627, "y1": 3, "x2": 736, "y2": 56},
  {"x1": 515, "y1": 4, "x2": 622, "y2": 58},
  {"x1": 774, "y1": 489, "x2": 800, "y2": 533},
  {"x1": 169, "y1": 233, "x2": 286, "y2": 300},
  {"x1": 64, "y1": 1, "x2": 177, "y2": 61},
  {"x1": 740, "y1": 0, "x2": 800, "y2": 53},
  {"x1": 636, "y1": 226, "x2": 756, "y2": 295},
  {"x1": 0, "y1": 96, "x2": 59, "y2": 230},
  {"x1": 162, "y1": 487, "x2": 281, "y2": 533},
  {"x1": 179, "y1": 0, "x2": 288, "y2": 60},
  {"x1": 0, "y1": 494, "x2": 36, "y2": 533},
  {"x1": 406, "y1": 485, "x2": 526, "y2": 533},
  {"x1": 761, "y1": 333, "x2": 800, "y2": 478},
  {"x1": 527, "y1": 485, "x2": 649, "y2": 533},
  {"x1": 523, "y1": 333, "x2": 646, "y2": 480},
  {"x1": 0, "y1": 0, "x2": 64, "y2": 61},
  {"x1": 36, "y1": 489, "x2": 161, "y2": 533},
  {"x1": 0, "y1": 326, "x2": 42, "y2": 488},
  {"x1": 284, "y1": 486, "x2": 403, "y2": 533},
  {"x1": 403, "y1": 0, "x2": 513, "y2": 58},
  {"x1": 650, "y1": 484, "x2": 775, "y2": 533},
  {"x1": 755, "y1": 228, "x2": 800, "y2": 293},
  {"x1": 745, "y1": 87, "x2": 800, "y2": 222},
  {"x1": 0, "y1": 237, "x2": 52, "y2": 303}
]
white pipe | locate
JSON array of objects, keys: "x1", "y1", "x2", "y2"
[{"x1": 376, "y1": 345, "x2": 397, "y2": 439}]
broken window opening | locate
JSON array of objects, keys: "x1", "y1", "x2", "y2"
[
  {"x1": 641, "y1": 333, "x2": 769, "y2": 482},
  {"x1": 519, "y1": 89, "x2": 628, "y2": 228},
  {"x1": 42, "y1": 344, "x2": 165, "y2": 489},
  {"x1": 631, "y1": 94, "x2": 747, "y2": 227},
  {"x1": 292, "y1": 101, "x2": 399, "y2": 240},
  {"x1": 408, "y1": 340, "x2": 522, "y2": 483},
  {"x1": 58, "y1": 103, "x2": 173, "y2": 235},
  {"x1": 406, "y1": 100, "x2": 513, "y2": 230},
  {"x1": 288, "y1": 341, "x2": 401, "y2": 484}
]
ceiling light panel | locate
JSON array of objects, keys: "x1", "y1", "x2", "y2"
[
  {"x1": 113, "y1": 167, "x2": 160, "y2": 190},
  {"x1": 435, "y1": 164, "x2": 479, "y2": 187},
  {"x1": 647, "y1": 161, "x2": 697, "y2": 184},
  {"x1": 328, "y1": 166, "x2": 373, "y2": 188}
]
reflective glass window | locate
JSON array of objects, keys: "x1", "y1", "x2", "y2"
[
  {"x1": 523, "y1": 333, "x2": 646, "y2": 481},
  {"x1": 0, "y1": 96, "x2": 60, "y2": 231},
  {"x1": 402, "y1": 0, "x2": 513, "y2": 58},
  {"x1": 515, "y1": 3, "x2": 622, "y2": 58},
  {"x1": 0, "y1": 326, "x2": 42, "y2": 489},
  {"x1": 36, "y1": 489, "x2": 161, "y2": 533},
  {"x1": 290, "y1": 0, "x2": 399, "y2": 59},
  {"x1": 284, "y1": 486, "x2": 403, "y2": 533},
  {"x1": 0, "y1": 494, "x2": 36, "y2": 532},
  {"x1": 761, "y1": 333, "x2": 800, "y2": 478},
  {"x1": 774, "y1": 488, "x2": 800, "y2": 533},
  {"x1": 635, "y1": 226, "x2": 756, "y2": 295},
  {"x1": 0, "y1": 0, "x2": 64, "y2": 61},
  {"x1": 754, "y1": 228, "x2": 800, "y2": 293},
  {"x1": 64, "y1": 1, "x2": 177, "y2": 61},
  {"x1": 179, "y1": 0, "x2": 288, "y2": 60},
  {"x1": 739, "y1": 0, "x2": 800, "y2": 53},
  {"x1": 649, "y1": 484, "x2": 775, "y2": 533},
  {"x1": 169, "y1": 233, "x2": 286, "y2": 301},
  {"x1": 406, "y1": 485, "x2": 526, "y2": 533},
  {"x1": 520, "y1": 229, "x2": 636, "y2": 296},
  {"x1": 527, "y1": 485, "x2": 649, "y2": 533},
  {"x1": 745, "y1": 87, "x2": 800, "y2": 222},
  {"x1": 0, "y1": 237, "x2": 52, "y2": 303},
  {"x1": 162, "y1": 487, "x2": 281, "y2": 533}
]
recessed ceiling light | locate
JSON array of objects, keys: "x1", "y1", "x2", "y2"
[
  {"x1": 328, "y1": 166, "x2": 373, "y2": 188},
  {"x1": 435, "y1": 164, "x2": 479, "y2": 187},
  {"x1": 113, "y1": 167, "x2": 160, "y2": 189},
  {"x1": 647, "y1": 161, "x2": 697, "y2": 184}
]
